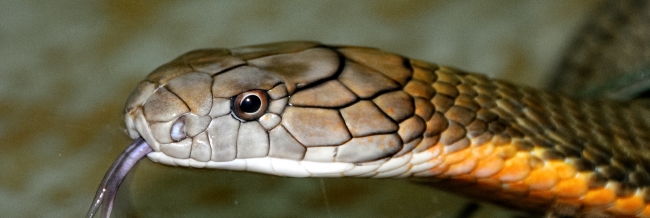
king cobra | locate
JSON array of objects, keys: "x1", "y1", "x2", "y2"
[{"x1": 86, "y1": 41, "x2": 650, "y2": 218}]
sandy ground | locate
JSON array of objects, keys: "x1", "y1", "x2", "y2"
[{"x1": 0, "y1": 1, "x2": 598, "y2": 217}]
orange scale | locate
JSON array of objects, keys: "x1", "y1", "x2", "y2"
[
  {"x1": 553, "y1": 178, "x2": 588, "y2": 198},
  {"x1": 530, "y1": 147, "x2": 547, "y2": 159},
  {"x1": 502, "y1": 181, "x2": 529, "y2": 196},
  {"x1": 493, "y1": 153, "x2": 531, "y2": 182},
  {"x1": 582, "y1": 188, "x2": 615, "y2": 207},
  {"x1": 637, "y1": 205, "x2": 650, "y2": 218},
  {"x1": 443, "y1": 156, "x2": 478, "y2": 176},
  {"x1": 452, "y1": 173, "x2": 477, "y2": 183},
  {"x1": 524, "y1": 168, "x2": 558, "y2": 191},
  {"x1": 472, "y1": 154, "x2": 505, "y2": 178},
  {"x1": 494, "y1": 144, "x2": 517, "y2": 159},
  {"x1": 428, "y1": 163, "x2": 449, "y2": 176},
  {"x1": 607, "y1": 195, "x2": 645, "y2": 216},
  {"x1": 470, "y1": 143, "x2": 495, "y2": 159},
  {"x1": 548, "y1": 161, "x2": 577, "y2": 179},
  {"x1": 528, "y1": 156, "x2": 545, "y2": 170},
  {"x1": 443, "y1": 148, "x2": 472, "y2": 165}
]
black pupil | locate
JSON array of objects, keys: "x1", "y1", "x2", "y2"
[{"x1": 240, "y1": 95, "x2": 261, "y2": 113}]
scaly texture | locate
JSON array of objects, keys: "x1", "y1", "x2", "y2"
[{"x1": 122, "y1": 41, "x2": 650, "y2": 217}]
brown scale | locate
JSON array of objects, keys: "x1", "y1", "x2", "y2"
[{"x1": 393, "y1": 50, "x2": 650, "y2": 215}]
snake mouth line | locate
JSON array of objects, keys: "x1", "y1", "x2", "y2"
[{"x1": 86, "y1": 138, "x2": 152, "y2": 218}]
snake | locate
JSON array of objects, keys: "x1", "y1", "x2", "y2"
[{"x1": 86, "y1": 41, "x2": 650, "y2": 218}]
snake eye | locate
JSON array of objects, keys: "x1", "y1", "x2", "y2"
[
  {"x1": 170, "y1": 116, "x2": 186, "y2": 141},
  {"x1": 231, "y1": 90, "x2": 269, "y2": 121}
]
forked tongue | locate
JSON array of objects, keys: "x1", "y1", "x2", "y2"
[{"x1": 86, "y1": 138, "x2": 152, "y2": 218}]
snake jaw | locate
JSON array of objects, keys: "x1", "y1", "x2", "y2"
[{"x1": 86, "y1": 138, "x2": 152, "y2": 218}]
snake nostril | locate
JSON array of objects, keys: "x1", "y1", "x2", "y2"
[{"x1": 171, "y1": 116, "x2": 187, "y2": 142}]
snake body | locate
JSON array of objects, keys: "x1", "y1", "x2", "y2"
[{"x1": 90, "y1": 41, "x2": 650, "y2": 217}]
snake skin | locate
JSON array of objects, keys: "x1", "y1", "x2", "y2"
[{"x1": 124, "y1": 41, "x2": 650, "y2": 217}]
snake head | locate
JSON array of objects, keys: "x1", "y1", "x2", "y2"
[
  {"x1": 122, "y1": 41, "x2": 426, "y2": 177},
  {"x1": 123, "y1": 54, "x2": 294, "y2": 168}
]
